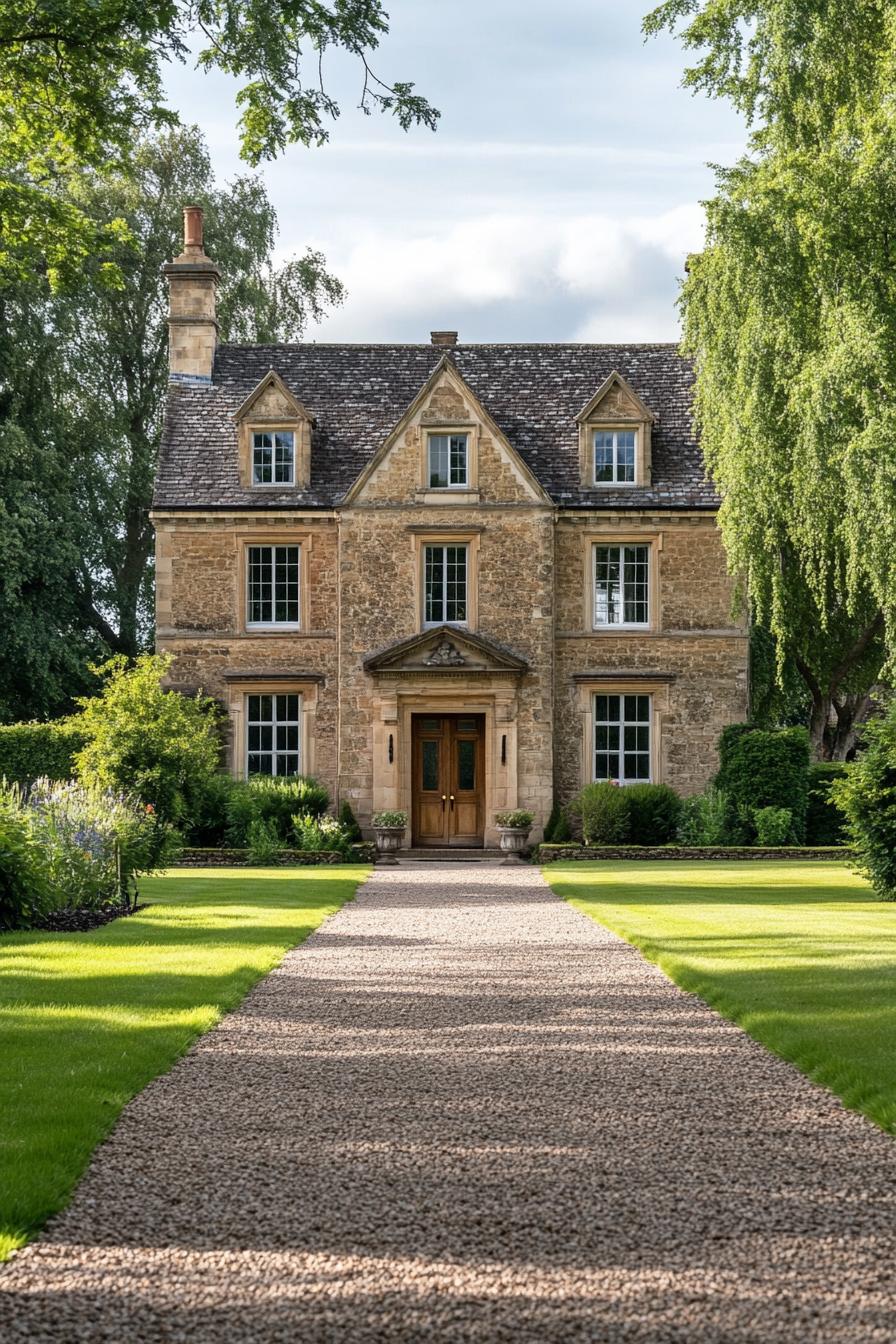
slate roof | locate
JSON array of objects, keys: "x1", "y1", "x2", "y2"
[{"x1": 153, "y1": 342, "x2": 718, "y2": 511}]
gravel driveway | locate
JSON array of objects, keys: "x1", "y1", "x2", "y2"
[{"x1": 2, "y1": 864, "x2": 895, "y2": 1342}]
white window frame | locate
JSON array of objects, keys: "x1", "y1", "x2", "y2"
[
  {"x1": 593, "y1": 542, "x2": 650, "y2": 630},
  {"x1": 593, "y1": 693, "x2": 652, "y2": 784},
  {"x1": 427, "y1": 432, "x2": 469, "y2": 489},
  {"x1": 246, "y1": 544, "x2": 301, "y2": 630},
  {"x1": 593, "y1": 428, "x2": 637, "y2": 485},
  {"x1": 245, "y1": 692, "x2": 302, "y2": 777},
  {"x1": 251, "y1": 430, "x2": 295, "y2": 487},
  {"x1": 423, "y1": 543, "x2": 469, "y2": 627}
]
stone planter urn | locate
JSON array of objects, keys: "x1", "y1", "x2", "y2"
[
  {"x1": 495, "y1": 811, "x2": 534, "y2": 864},
  {"x1": 372, "y1": 812, "x2": 407, "y2": 865}
]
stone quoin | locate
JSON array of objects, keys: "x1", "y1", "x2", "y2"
[{"x1": 152, "y1": 206, "x2": 748, "y2": 848}]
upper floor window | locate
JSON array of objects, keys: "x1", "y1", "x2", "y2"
[
  {"x1": 247, "y1": 545, "x2": 300, "y2": 628},
  {"x1": 428, "y1": 433, "x2": 468, "y2": 489},
  {"x1": 424, "y1": 544, "x2": 468, "y2": 626},
  {"x1": 246, "y1": 693, "x2": 301, "y2": 776},
  {"x1": 594, "y1": 430, "x2": 635, "y2": 484},
  {"x1": 594, "y1": 543, "x2": 650, "y2": 628},
  {"x1": 594, "y1": 693, "x2": 651, "y2": 783},
  {"x1": 252, "y1": 430, "x2": 294, "y2": 486}
]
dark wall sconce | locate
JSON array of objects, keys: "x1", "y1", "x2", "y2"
[
  {"x1": 388, "y1": 733, "x2": 394, "y2": 764},
  {"x1": 501, "y1": 734, "x2": 507, "y2": 765}
]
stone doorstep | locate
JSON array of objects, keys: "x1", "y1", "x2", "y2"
[{"x1": 385, "y1": 847, "x2": 512, "y2": 866}]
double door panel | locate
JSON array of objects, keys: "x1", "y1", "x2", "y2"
[{"x1": 413, "y1": 715, "x2": 484, "y2": 847}]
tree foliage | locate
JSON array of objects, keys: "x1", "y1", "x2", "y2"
[
  {"x1": 647, "y1": 0, "x2": 896, "y2": 755},
  {"x1": 0, "y1": 0, "x2": 438, "y2": 283},
  {"x1": 75, "y1": 654, "x2": 221, "y2": 826},
  {"x1": 0, "y1": 128, "x2": 344, "y2": 720}
]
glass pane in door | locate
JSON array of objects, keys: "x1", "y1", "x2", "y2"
[
  {"x1": 457, "y1": 739, "x2": 475, "y2": 791},
  {"x1": 422, "y1": 739, "x2": 440, "y2": 791}
]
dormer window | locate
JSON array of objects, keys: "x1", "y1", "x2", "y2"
[
  {"x1": 252, "y1": 430, "x2": 294, "y2": 486},
  {"x1": 594, "y1": 430, "x2": 636, "y2": 484},
  {"x1": 576, "y1": 372, "x2": 655, "y2": 489},
  {"x1": 428, "y1": 433, "x2": 468, "y2": 489}
]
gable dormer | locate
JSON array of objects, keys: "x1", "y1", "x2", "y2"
[
  {"x1": 576, "y1": 371, "x2": 656, "y2": 489},
  {"x1": 344, "y1": 355, "x2": 550, "y2": 506},
  {"x1": 233, "y1": 370, "x2": 313, "y2": 491}
]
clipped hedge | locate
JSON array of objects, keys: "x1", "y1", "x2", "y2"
[
  {"x1": 716, "y1": 724, "x2": 810, "y2": 843},
  {"x1": 0, "y1": 720, "x2": 87, "y2": 786},
  {"x1": 806, "y1": 762, "x2": 849, "y2": 846},
  {"x1": 624, "y1": 783, "x2": 682, "y2": 845}
]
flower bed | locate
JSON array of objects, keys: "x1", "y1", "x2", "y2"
[{"x1": 537, "y1": 844, "x2": 853, "y2": 863}]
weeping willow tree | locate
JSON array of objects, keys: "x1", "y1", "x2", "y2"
[{"x1": 646, "y1": 1, "x2": 896, "y2": 756}]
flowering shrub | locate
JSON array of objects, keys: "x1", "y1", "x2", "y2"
[
  {"x1": 0, "y1": 778, "x2": 174, "y2": 929},
  {"x1": 291, "y1": 813, "x2": 352, "y2": 855}
]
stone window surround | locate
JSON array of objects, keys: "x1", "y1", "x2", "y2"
[
  {"x1": 237, "y1": 530, "x2": 313, "y2": 635},
  {"x1": 412, "y1": 528, "x2": 481, "y2": 633},
  {"x1": 573, "y1": 675, "x2": 673, "y2": 790},
  {"x1": 580, "y1": 531, "x2": 662, "y2": 635},
  {"x1": 237, "y1": 415, "x2": 312, "y2": 491},
  {"x1": 224, "y1": 676, "x2": 319, "y2": 781},
  {"x1": 415, "y1": 423, "x2": 481, "y2": 504},
  {"x1": 579, "y1": 420, "x2": 652, "y2": 488}
]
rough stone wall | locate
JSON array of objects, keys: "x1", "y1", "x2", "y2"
[
  {"x1": 338, "y1": 504, "x2": 555, "y2": 830},
  {"x1": 553, "y1": 512, "x2": 748, "y2": 801},
  {"x1": 154, "y1": 514, "x2": 339, "y2": 798}
]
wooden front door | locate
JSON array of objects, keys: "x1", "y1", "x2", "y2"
[{"x1": 412, "y1": 715, "x2": 485, "y2": 847}]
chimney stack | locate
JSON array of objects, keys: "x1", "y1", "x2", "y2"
[
  {"x1": 162, "y1": 205, "x2": 221, "y2": 383},
  {"x1": 430, "y1": 330, "x2": 458, "y2": 347}
]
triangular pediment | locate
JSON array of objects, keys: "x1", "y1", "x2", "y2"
[
  {"x1": 233, "y1": 369, "x2": 311, "y2": 424},
  {"x1": 343, "y1": 356, "x2": 551, "y2": 505},
  {"x1": 364, "y1": 624, "x2": 528, "y2": 675},
  {"x1": 576, "y1": 371, "x2": 656, "y2": 425}
]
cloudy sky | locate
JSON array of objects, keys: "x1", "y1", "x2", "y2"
[{"x1": 164, "y1": 1, "x2": 745, "y2": 343}]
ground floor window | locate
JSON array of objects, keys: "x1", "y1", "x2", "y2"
[
  {"x1": 594, "y1": 693, "x2": 651, "y2": 783},
  {"x1": 246, "y1": 693, "x2": 301, "y2": 776}
]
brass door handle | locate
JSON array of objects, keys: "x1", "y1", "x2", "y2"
[
  {"x1": 449, "y1": 794, "x2": 455, "y2": 810},
  {"x1": 441, "y1": 795, "x2": 447, "y2": 809}
]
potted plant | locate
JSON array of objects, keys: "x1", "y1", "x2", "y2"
[
  {"x1": 372, "y1": 810, "x2": 407, "y2": 862},
  {"x1": 495, "y1": 809, "x2": 534, "y2": 859}
]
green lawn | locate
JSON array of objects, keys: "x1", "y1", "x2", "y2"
[
  {"x1": 0, "y1": 865, "x2": 367, "y2": 1261},
  {"x1": 544, "y1": 860, "x2": 896, "y2": 1134}
]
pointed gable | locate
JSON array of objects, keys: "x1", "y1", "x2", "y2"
[
  {"x1": 364, "y1": 624, "x2": 528, "y2": 676},
  {"x1": 343, "y1": 356, "x2": 551, "y2": 506}
]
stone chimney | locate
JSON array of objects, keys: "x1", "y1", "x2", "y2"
[
  {"x1": 162, "y1": 205, "x2": 221, "y2": 382},
  {"x1": 430, "y1": 330, "x2": 458, "y2": 347}
]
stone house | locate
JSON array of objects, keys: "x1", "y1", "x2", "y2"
[{"x1": 153, "y1": 207, "x2": 748, "y2": 847}]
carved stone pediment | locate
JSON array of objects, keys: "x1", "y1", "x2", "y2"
[{"x1": 363, "y1": 624, "x2": 528, "y2": 676}]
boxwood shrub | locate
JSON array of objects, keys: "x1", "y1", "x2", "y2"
[
  {"x1": 716, "y1": 724, "x2": 811, "y2": 843},
  {"x1": 0, "y1": 720, "x2": 87, "y2": 786},
  {"x1": 576, "y1": 781, "x2": 631, "y2": 845},
  {"x1": 833, "y1": 704, "x2": 896, "y2": 898},
  {"x1": 623, "y1": 783, "x2": 681, "y2": 845},
  {"x1": 805, "y1": 762, "x2": 849, "y2": 846}
]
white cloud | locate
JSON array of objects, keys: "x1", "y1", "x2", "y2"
[{"x1": 302, "y1": 204, "x2": 705, "y2": 342}]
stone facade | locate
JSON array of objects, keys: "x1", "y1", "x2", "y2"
[{"x1": 152, "y1": 210, "x2": 749, "y2": 847}]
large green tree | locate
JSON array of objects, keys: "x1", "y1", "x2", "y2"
[
  {"x1": 646, "y1": 0, "x2": 896, "y2": 756},
  {"x1": 0, "y1": 128, "x2": 344, "y2": 721},
  {"x1": 0, "y1": 1, "x2": 438, "y2": 284}
]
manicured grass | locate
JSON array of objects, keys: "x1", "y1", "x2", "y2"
[
  {"x1": 544, "y1": 861, "x2": 896, "y2": 1134},
  {"x1": 0, "y1": 866, "x2": 367, "y2": 1261}
]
